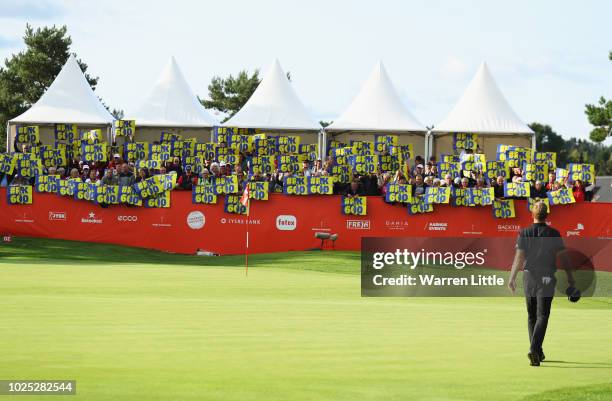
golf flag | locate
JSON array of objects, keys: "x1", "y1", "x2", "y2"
[{"x1": 240, "y1": 185, "x2": 250, "y2": 207}]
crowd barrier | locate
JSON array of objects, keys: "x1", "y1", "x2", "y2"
[{"x1": 1, "y1": 189, "x2": 611, "y2": 269}]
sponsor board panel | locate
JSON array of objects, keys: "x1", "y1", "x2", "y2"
[{"x1": 0, "y1": 190, "x2": 610, "y2": 261}]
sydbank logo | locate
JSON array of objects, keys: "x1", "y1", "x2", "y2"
[{"x1": 276, "y1": 215, "x2": 296, "y2": 231}]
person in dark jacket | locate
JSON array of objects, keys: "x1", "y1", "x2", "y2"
[
  {"x1": 530, "y1": 181, "x2": 547, "y2": 199},
  {"x1": 177, "y1": 165, "x2": 198, "y2": 190},
  {"x1": 344, "y1": 178, "x2": 365, "y2": 197}
]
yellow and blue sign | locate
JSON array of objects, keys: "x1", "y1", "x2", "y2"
[
  {"x1": 408, "y1": 195, "x2": 433, "y2": 214},
  {"x1": 453, "y1": 133, "x2": 478, "y2": 150},
  {"x1": 224, "y1": 194, "x2": 247, "y2": 214},
  {"x1": 385, "y1": 183, "x2": 412, "y2": 203},
  {"x1": 115, "y1": 120, "x2": 135, "y2": 137},
  {"x1": 248, "y1": 181, "x2": 270, "y2": 200},
  {"x1": 7, "y1": 185, "x2": 33, "y2": 204},
  {"x1": 17, "y1": 126, "x2": 39, "y2": 144},
  {"x1": 492, "y1": 199, "x2": 516, "y2": 219},
  {"x1": 55, "y1": 124, "x2": 77, "y2": 142},
  {"x1": 504, "y1": 181, "x2": 530, "y2": 198},
  {"x1": 341, "y1": 196, "x2": 367, "y2": 215},
  {"x1": 424, "y1": 186, "x2": 451, "y2": 204},
  {"x1": 547, "y1": 187, "x2": 575, "y2": 205}
]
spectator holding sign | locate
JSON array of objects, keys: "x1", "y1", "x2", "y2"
[
  {"x1": 300, "y1": 160, "x2": 311, "y2": 177},
  {"x1": 545, "y1": 172, "x2": 556, "y2": 191},
  {"x1": 360, "y1": 172, "x2": 380, "y2": 196},
  {"x1": 85, "y1": 170, "x2": 98, "y2": 184},
  {"x1": 136, "y1": 168, "x2": 150, "y2": 183},
  {"x1": 81, "y1": 165, "x2": 91, "y2": 181},
  {"x1": 311, "y1": 159, "x2": 324, "y2": 176},
  {"x1": 344, "y1": 178, "x2": 364, "y2": 197},
  {"x1": 531, "y1": 181, "x2": 547, "y2": 199},
  {"x1": 572, "y1": 179, "x2": 586, "y2": 202},
  {"x1": 443, "y1": 174, "x2": 454, "y2": 188},
  {"x1": 69, "y1": 168, "x2": 81, "y2": 181},
  {"x1": 412, "y1": 174, "x2": 427, "y2": 197},
  {"x1": 118, "y1": 164, "x2": 135, "y2": 187},
  {"x1": 493, "y1": 176, "x2": 506, "y2": 199},
  {"x1": 177, "y1": 165, "x2": 198, "y2": 190},
  {"x1": 101, "y1": 168, "x2": 118, "y2": 186}
]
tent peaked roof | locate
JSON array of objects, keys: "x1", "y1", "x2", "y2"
[
  {"x1": 129, "y1": 57, "x2": 217, "y2": 127},
  {"x1": 10, "y1": 54, "x2": 114, "y2": 125},
  {"x1": 433, "y1": 62, "x2": 533, "y2": 134},
  {"x1": 328, "y1": 61, "x2": 425, "y2": 132},
  {"x1": 224, "y1": 59, "x2": 321, "y2": 131}
]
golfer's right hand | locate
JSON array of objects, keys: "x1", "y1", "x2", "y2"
[{"x1": 507, "y1": 278, "x2": 516, "y2": 294}]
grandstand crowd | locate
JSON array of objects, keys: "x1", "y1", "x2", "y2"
[{"x1": 0, "y1": 137, "x2": 594, "y2": 203}]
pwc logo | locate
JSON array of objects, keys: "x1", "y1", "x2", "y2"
[{"x1": 276, "y1": 215, "x2": 297, "y2": 231}]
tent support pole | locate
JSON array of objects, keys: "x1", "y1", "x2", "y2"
[
  {"x1": 531, "y1": 132, "x2": 536, "y2": 152},
  {"x1": 5, "y1": 122, "x2": 10, "y2": 153},
  {"x1": 320, "y1": 129, "x2": 327, "y2": 160}
]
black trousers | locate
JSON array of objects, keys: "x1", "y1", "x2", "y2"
[{"x1": 523, "y1": 271, "x2": 555, "y2": 354}]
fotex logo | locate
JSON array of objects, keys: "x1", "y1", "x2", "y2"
[{"x1": 276, "y1": 215, "x2": 296, "y2": 231}]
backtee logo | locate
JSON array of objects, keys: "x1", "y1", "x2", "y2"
[{"x1": 276, "y1": 215, "x2": 297, "y2": 231}]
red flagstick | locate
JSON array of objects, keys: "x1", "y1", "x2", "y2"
[
  {"x1": 240, "y1": 184, "x2": 251, "y2": 277},
  {"x1": 245, "y1": 198, "x2": 250, "y2": 277}
]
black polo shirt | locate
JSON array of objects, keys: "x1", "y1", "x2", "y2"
[{"x1": 516, "y1": 223, "x2": 564, "y2": 276}]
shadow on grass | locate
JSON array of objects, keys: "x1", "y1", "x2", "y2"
[
  {"x1": 0, "y1": 237, "x2": 361, "y2": 273},
  {"x1": 519, "y1": 382, "x2": 612, "y2": 401}
]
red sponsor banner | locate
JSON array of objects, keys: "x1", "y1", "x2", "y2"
[{"x1": 0, "y1": 189, "x2": 610, "y2": 256}]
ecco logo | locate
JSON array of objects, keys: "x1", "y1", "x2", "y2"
[
  {"x1": 117, "y1": 215, "x2": 138, "y2": 222},
  {"x1": 276, "y1": 215, "x2": 296, "y2": 231}
]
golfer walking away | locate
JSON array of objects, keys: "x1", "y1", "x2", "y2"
[{"x1": 507, "y1": 201, "x2": 575, "y2": 366}]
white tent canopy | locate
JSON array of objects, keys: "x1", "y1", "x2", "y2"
[
  {"x1": 224, "y1": 59, "x2": 321, "y2": 131},
  {"x1": 9, "y1": 54, "x2": 114, "y2": 125},
  {"x1": 327, "y1": 61, "x2": 425, "y2": 132},
  {"x1": 433, "y1": 62, "x2": 533, "y2": 134},
  {"x1": 128, "y1": 57, "x2": 217, "y2": 127}
]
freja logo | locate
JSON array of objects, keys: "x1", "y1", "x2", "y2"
[
  {"x1": 276, "y1": 215, "x2": 296, "y2": 231},
  {"x1": 346, "y1": 220, "x2": 370, "y2": 230}
]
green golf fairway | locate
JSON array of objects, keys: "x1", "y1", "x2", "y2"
[{"x1": 0, "y1": 238, "x2": 611, "y2": 401}]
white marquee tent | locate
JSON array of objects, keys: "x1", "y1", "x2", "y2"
[
  {"x1": 430, "y1": 62, "x2": 534, "y2": 159},
  {"x1": 224, "y1": 59, "x2": 321, "y2": 131},
  {"x1": 7, "y1": 54, "x2": 114, "y2": 151},
  {"x1": 126, "y1": 57, "x2": 218, "y2": 142},
  {"x1": 223, "y1": 59, "x2": 322, "y2": 153},
  {"x1": 326, "y1": 61, "x2": 426, "y2": 156}
]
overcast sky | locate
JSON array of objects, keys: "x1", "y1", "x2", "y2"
[{"x1": 0, "y1": 0, "x2": 610, "y2": 140}]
